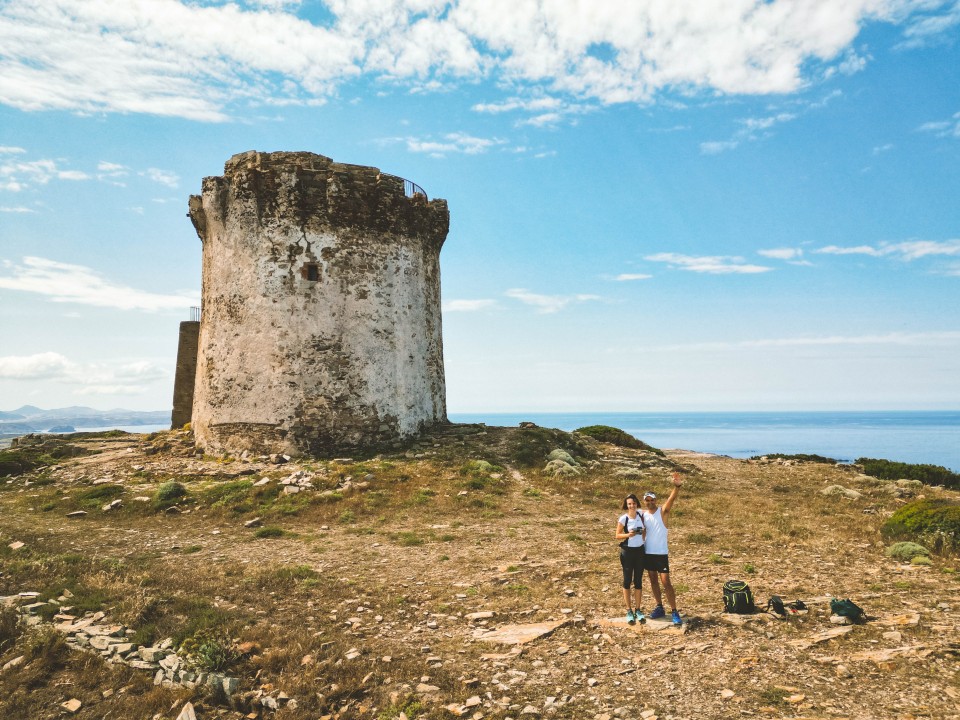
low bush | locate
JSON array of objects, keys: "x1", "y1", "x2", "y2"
[
  {"x1": 254, "y1": 526, "x2": 285, "y2": 539},
  {"x1": 154, "y1": 481, "x2": 187, "y2": 509},
  {"x1": 750, "y1": 453, "x2": 837, "y2": 464},
  {"x1": 858, "y1": 458, "x2": 959, "y2": 489},
  {"x1": 508, "y1": 427, "x2": 594, "y2": 468},
  {"x1": 574, "y1": 425, "x2": 665, "y2": 456},
  {"x1": 882, "y1": 499, "x2": 960, "y2": 553},
  {"x1": 179, "y1": 629, "x2": 240, "y2": 672},
  {"x1": 884, "y1": 541, "x2": 931, "y2": 562}
]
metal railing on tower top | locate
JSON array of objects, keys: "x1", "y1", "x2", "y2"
[
  {"x1": 190, "y1": 306, "x2": 201, "y2": 322},
  {"x1": 401, "y1": 178, "x2": 427, "y2": 200}
]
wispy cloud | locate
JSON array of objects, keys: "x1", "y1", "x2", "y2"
[
  {"x1": 615, "y1": 273, "x2": 653, "y2": 281},
  {"x1": 647, "y1": 331, "x2": 960, "y2": 353},
  {"x1": 0, "y1": 157, "x2": 90, "y2": 192},
  {"x1": 816, "y1": 239, "x2": 960, "y2": 260},
  {"x1": 758, "y1": 247, "x2": 802, "y2": 260},
  {"x1": 897, "y1": 3, "x2": 960, "y2": 49},
  {"x1": 0, "y1": 351, "x2": 168, "y2": 396},
  {"x1": 700, "y1": 111, "x2": 799, "y2": 154},
  {"x1": 917, "y1": 111, "x2": 960, "y2": 139},
  {"x1": 0, "y1": 1, "x2": 933, "y2": 121},
  {"x1": 472, "y1": 95, "x2": 592, "y2": 127},
  {"x1": 442, "y1": 299, "x2": 497, "y2": 312},
  {"x1": 0, "y1": 205, "x2": 36, "y2": 213},
  {"x1": 505, "y1": 288, "x2": 600, "y2": 314},
  {"x1": 645, "y1": 253, "x2": 772, "y2": 274},
  {"x1": 0, "y1": 256, "x2": 199, "y2": 311},
  {"x1": 140, "y1": 167, "x2": 180, "y2": 188},
  {"x1": 405, "y1": 133, "x2": 507, "y2": 157}
]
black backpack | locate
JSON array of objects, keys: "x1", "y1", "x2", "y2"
[
  {"x1": 830, "y1": 598, "x2": 866, "y2": 623},
  {"x1": 723, "y1": 580, "x2": 756, "y2": 614},
  {"x1": 766, "y1": 595, "x2": 786, "y2": 616}
]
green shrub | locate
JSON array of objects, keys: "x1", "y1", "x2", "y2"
[
  {"x1": 76, "y1": 484, "x2": 124, "y2": 507},
  {"x1": 154, "y1": 481, "x2": 187, "y2": 509},
  {"x1": 882, "y1": 499, "x2": 960, "y2": 553},
  {"x1": 179, "y1": 629, "x2": 239, "y2": 672},
  {"x1": 750, "y1": 453, "x2": 837, "y2": 464},
  {"x1": 884, "y1": 541, "x2": 931, "y2": 562},
  {"x1": 858, "y1": 458, "x2": 959, "y2": 489},
  {"x1": 911, "y1": 555, "x2": 933, "y2": 566},
  {"x1": 574, "y1": 425, "x2": 665, "y2": 456},
  {"x1": 254, "y1": 526, "x2": 285, "y2": 539},
  {"x1": 507, "y1": 427, "x2": 594, "y2": 467},
  {"x1": 201, "y1": 479, "x2": 253, "y2": 507}
]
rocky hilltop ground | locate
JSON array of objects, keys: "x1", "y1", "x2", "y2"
[{"x1": 0, "y1": 425, "x2": 957, "y2": 720}]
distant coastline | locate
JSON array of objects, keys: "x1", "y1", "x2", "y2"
[
  {"x1": 4, "y1": 407, "x2": 958, "y2": 472},
  {"x1": 449, "y1": 410, "x2": 960, "y2": 473}
]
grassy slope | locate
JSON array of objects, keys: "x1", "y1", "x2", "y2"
[{"x1": 0, "y1": 429, "x2": 957, "y2": 720}]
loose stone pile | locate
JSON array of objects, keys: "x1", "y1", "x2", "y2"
[{"x1": 1, "y1": 592, "x2": 240, "y2": 695}]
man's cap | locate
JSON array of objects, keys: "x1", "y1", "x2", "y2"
[{"x1": 643, "y1": 491, "x2": 656, "y2": 500}]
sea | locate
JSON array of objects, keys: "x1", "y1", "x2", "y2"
[{"x1": 448, "y1": 411, "x2": 960, "y2": 472}]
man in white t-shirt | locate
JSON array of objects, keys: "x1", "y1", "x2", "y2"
[{"x1": 642, "y1": 472, "x2": 683, "y2": 625}]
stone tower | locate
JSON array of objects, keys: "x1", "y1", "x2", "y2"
[{"x1": 187, "y1": 150, "x2": 449, "y2": 457}]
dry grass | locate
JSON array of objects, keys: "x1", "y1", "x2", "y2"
[{"x1": 0, "y1": 431, "x2": 957, "y2": 719}]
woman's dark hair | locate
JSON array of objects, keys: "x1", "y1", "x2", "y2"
[{"x1": 621, "y1": 494, "x2": 641, "y2": 511}]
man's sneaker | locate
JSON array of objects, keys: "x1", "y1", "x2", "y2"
[
  {"x1": 671, "y1": 610, "x2": 683, "y2": 626},
  {"x1": 626, "y1": 610, "x2": 636, "y2": 625},
  {"x1": 649, "y1": 605, "x2": 665, "y2": 620}
]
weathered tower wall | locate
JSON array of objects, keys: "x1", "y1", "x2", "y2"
[{"x1": 187, "y1": 150, "x2": 449, "y2": 457}]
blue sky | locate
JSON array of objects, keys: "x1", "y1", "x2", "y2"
[{"x1": 1, "y1": 0, "x2": 959, "y2": 413}]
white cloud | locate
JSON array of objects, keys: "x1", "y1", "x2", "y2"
[
  {"x1": 141, "y1": 167, "x2": 180, "y2": 188},
  {"x1": 701, "y1": 110, "x2": 801, "y2": 154},
  {"x1": 0, "y1": 351, "x2": 76, "y2": 379},
  {"x1": 0, "y1": 0, "x2": 932, "y2": 121},
  {"x1": 405, "y1": 132, "x2": 507, "y2": 156},
  {"x1": 648, "y1": 330, "x2": 960, "y2": 353},
  {"x1": 0, "y1": 351, "x2": 169, "y2": 396},
  {"x1": 758, "y1": 247, "x2": 802, "y2": 260},
  {"x1": 0, "y1": 146, "x2": 26, "y2": 154},
  {"x1": 73, "y1": 385, "x2": 147, "y2": 396},
  {"x1": 443, "y1": 299, "x2": 497, "y2": 312},
  {"x1": 0, "y1": 205, "x2": 36, "y2": 213},
  {"x1": 700, "y1": 140, "x2": 739, "y2": 155},
  {"x1": 615, "y1": 273, "x2": 653, "y2": 281},
  {"x1": 816, "y1": 239, "x2": 960, "y2": 260},
  {"x1": 898, "y1": 3, "x2": 960, "y2": 49},
  {"x1": 0, "y1": 156, "x2": 89, "y2": 191},
  {"x1": 917, "y1": 111, "x2": 960, "y2": 139},
  {"x1": 505, "y1": 288, "x2": 600, "y2": 314},
  {"x1": 872, "y1": 143, "x2": 894, "y2": 155},
  {"x1": 0, "y1": 256, "x2": 199, "y2": 311},
  {"x1": 645, "y1": 253, "x2": 772, "y2": 274}
]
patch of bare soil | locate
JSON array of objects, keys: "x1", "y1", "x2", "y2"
[{"x1": 0, "y1": 428, "x2": 957, "y2": 720}]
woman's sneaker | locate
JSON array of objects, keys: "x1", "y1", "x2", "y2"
[
  {"x1": 672, "y1": 610, "x2": 683, "y2": 625},
  {"x1": 649, "y1": 605, "x2": 665, "y2": 620},
  {"x1": 635, "y1": 610, "x2": 646, "y2": 624},
  {"x1": 626, "y1": 610, "x2": 636, "y2": 625}
]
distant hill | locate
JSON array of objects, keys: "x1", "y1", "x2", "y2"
[{"x1": 0, "y1": 406, "x2": 169, "y2": 435}]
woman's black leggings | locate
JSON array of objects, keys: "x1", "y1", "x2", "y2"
[{"x1": 620, "y1": 546, "x2": 645, "y2": 589}]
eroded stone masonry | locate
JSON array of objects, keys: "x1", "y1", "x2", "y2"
[{"x1": 186, "y1": 151, "x2": 450, "y2": 457}]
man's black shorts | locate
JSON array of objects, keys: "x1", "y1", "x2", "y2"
[{"x1": 643, "y1": 553, "x2": 670, "y2": 573}]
